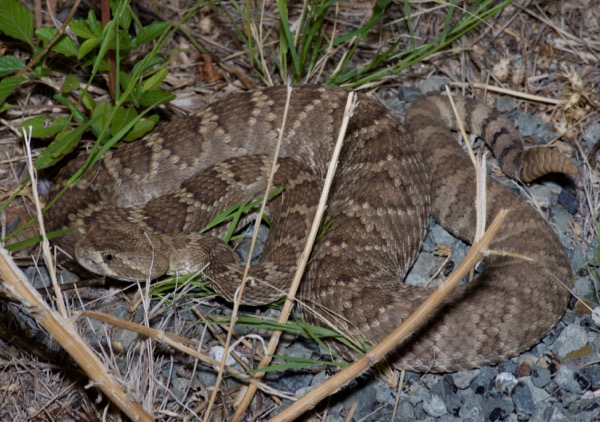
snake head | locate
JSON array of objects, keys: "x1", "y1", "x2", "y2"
[{"x1": 75, "y1": 225, "x2": 170, "y2": 281}]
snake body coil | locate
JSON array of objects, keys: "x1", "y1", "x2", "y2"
[{"x1": 48, "y1": 86, "x2": 576, "y2": 371}]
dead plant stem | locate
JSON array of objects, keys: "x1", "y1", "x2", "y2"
[
  {"x1": 203, "y1": 84, "x2": 295, "y2": 421},
  {"x1": 231, "y1": 91, "x2": 358, "y2": 421}
]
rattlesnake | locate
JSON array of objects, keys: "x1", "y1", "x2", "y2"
[{"x1": 47, "y1": 85, "x2": 577, "y2": 372}]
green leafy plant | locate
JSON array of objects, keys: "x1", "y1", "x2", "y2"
[
  {"x1": 217, "y1": 0, "x2": 512, "y2": 87},
  {"x1": 0, "y1": 0, "x2": 174, "y2": 174}
]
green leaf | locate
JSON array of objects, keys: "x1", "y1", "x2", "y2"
[
  {"x1": 53, "y1": 93, "x2": 86, "y2": 121},
  {"x1": 111, "y1": 0, "x2": 132, "y2": 31},
  {"x1": 69, "y1": 19, "x2": 95, "y2": 39},
  {"x1": 0, "y1": 0, "x2": 34, "y2": 46},
  {"x1": 61, "y1": 74, "x2": 80, "y2": 93},
  {"x1": 81, "y1": 90, "x2": 96, "y2": 111},
  {"x1": 34, "y1": 122, "x2": 90, "y2": 169},
  {"x1": 90, "y1": 101, "x2": 112, "y2": 134},
  {"x1": 142, "y1": 68, "x2": 168, "y2": 92},
  {"x1": 110, "y1": 107, "x2": 138, "y2": 136},
  {"x1": 18, "y1": 116, "x2": 69, "y2": 138},
  {"x1": 0, "y1": 75, "x2": 25, "y2": 105},
  {"x1": 0, "y1": 56, "x2": 24, "y2": 77},
  {"x1": 118, "y1": 70, "x2": 131, "y2": 92},
  {"x1": 139, "y1": 90, "x2": 175, "y2": 107},
  {"x1": 123, "y1": 114, "x2": 159, "y2": 141},
  {"x1": 35, "y1": 28, "x2": 79, "y2": 57},
  {"x1": 78, "y1": 37, "x2": 100, "y2": 59},
  {"x1": 131, "y1": 56, "x2": 163, "y2": 75},
  {"x1": 115, "y1": 30, "x2": 133, "y2": 51},
  {"x1": 87, "y1": 10, "x2": 102, "y2": 36},
  {"x1": 134, "y1": 22, "x2": 170, "y2": 46}
]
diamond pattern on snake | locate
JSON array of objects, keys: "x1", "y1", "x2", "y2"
[{"x1": 47, "y1": 85, "x2": 577, "y2": 372}]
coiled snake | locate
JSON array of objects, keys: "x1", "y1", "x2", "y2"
[{"x1": 47, "y1": 86, "x2": 576, "y2": 371}]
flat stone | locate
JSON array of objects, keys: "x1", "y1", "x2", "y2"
[
  {"x1": 552, "y1": 324, "x2": 588, "y2": 358},
  {"x1": 554, "y1": 364, "x2": 592, "y2": 394},
  {"x1": 452, "y1": 368, "x2": 480, "y2": 389},
  {"x1": 422, "y1": 393, "x2": 447, "y2": 417},
  {"x1": 511, "y1": 381, "x2": 535, "y2": 414}
]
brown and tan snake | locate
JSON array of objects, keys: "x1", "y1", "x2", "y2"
[{"x1": 47, "y1": 85, "x2": 577, "y2": 371}]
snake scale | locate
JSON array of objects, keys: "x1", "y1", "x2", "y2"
[{"x1": 47, "y1": 85, "x2": 577, "y2": 372}]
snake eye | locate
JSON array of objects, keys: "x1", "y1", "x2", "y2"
[{"x1": 103, "y1": 252, "x2": 114, "y2": 262}]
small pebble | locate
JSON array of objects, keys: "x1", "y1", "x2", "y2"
[
  {"x1": 583, "y1": 121, "x2": 600, "y2": 150},
  {"x1": 452, "y1": 368, "x2": 480, "y2": 389},
  {"x1": 531, "y1": 366, "x2": 552, "y2": 388},
  {"x1": 554, "y1": 364, "x2": 592, "y2": 394},
  {"x1": 422, "y1": 393, "x2": 447, "y2": 417},
  {"x1": 552, "y1": 324, "x2": 588, "y2": 358},
  {"x1": 511, "y1": 381, "x2": 535, "y2": 414},
  {"x1": 495, "y1": 372, "x2": 518, "y2": 393},
  {"x1": 558, "y1": 189, "x2": 578, "y2": 214}
]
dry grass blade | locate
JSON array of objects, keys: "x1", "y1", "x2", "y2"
[
  {"x1": 449, "y1": 82, "x2": 562, "y2": 105},
  {"x1": 0, "y1": 129, "x2": 153, "y2": 420},
  {"x1": 21, "y1": 128, "x2": 67, "y2": 317},
  {"x1": 203, "y1": 84, "x2": 296, "y2": 421},
  {"x1": 269, "y1": 209, "x2": 509, "y2": 422},
  {"x1": 231, "y1": 91, "x2": 358, "y2": 421},
  {"x1": 0, "y1": 250, "x2": 153, "y2": 421},
  {"x1": 77, "y1": 311, "x2": 296, "y2": 401}
]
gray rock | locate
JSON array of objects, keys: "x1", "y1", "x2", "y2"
[
  {"x1": 521, "y1": 377, "x2": 553, "y2": 403},
  {"x1": 236, "y1": 222, "x2": 269, "y2": 263},
  {"x1": 554, "y1": 364, "x2": 592, "y2": 394},
  {"x1": 169, "y1": 375, "x2": 192, "y2": 403},
  {"x1": 530, "y1": 404, "x2": 573, "y2": 422},
  {"x1": 396, "y1": 400, "x2": 416, "y2": 420},
  {"x1": 420, "y1": 373, "x2": 441, "y2": 390},
  {"x1": 497, "y1": 360, "x2": 517, "y2": 375},
  {"x1": 552, "y1": 324, "x2": 588, "y2": 358},
  {"x1": 580, "y1": 364, "x2": 600, "y2": 389},
  {"x1": 273, "y1": 372, "x2": 312, "y2": 395},
  {"x1": 396, "y1": 86, "x2": 422, "y2": 103},
  {"x1": 374, "y1": 378, "x2": 396, "y2": 405},
  {"x1": 23, "y1": 266, "x2": 80, "y2": 288},
  {"x1": 531, "y1": 366, "x2": 552, "y2": 388},
  {"x1": 513, "y1": 111, "x2": 557, "y2": 142},
  {"x1": 481, "y1": 398, "x2": 514, "y2": 421},
  {"x1": 495, "y1": 372, "x2": 518, "y2": 393},
  {"x1": 404, "y1": 251, "x2": 436, "y2": 286},
  {"x1": 197, "y1": 367, "x2": 217, "y2": 388},
  {"x1": 494, "y1": 96, "x2": 519, "y2": 113},
  {"x1": 417, "y1": 76, "x2": 451, "y2": 94},
  {"x1": 568, "y1": 396, "x2": 600, "y2": 416},
  {"x1": 471, "y1": 366, "x2": 495, "y2": 394},
  {"x1": 550, "y1": 206, "x2": 575, "y2": 240},
  {"x1": 511, "y1": 381, "x2": 535, "y2": 414},
  {"x1": 452, "y1": 368, "x2": 480, "y2": 389},
  {"x1": 338, "y1": 381, "x2": 378, "y2": 420},
  {"x1": 573, "y1": 277, "x2": 594, "y2": 299},
  {"x1": 459, "y1": 396, "x2": 484, "y2": 420},
  {"x1": 405, "y1": 382, "x2": 429, "y2": 405},
  {"x1": 558, "y1": 189, "x2": 578, "y2": 215},
  {"x1": 422, "y1": 393, "x2": 447, "y2": 417},
  {"x1": 583, "y1": 121, "x2": 600, "y2": 150},
  {"x1": 528, "y1": 184, "x2": 553, "y2": 209}
]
